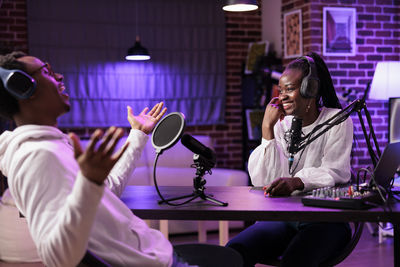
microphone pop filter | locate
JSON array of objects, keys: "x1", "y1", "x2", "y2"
[{"x1": 151, "y1": 112, "x2": 185, "y2": 154}]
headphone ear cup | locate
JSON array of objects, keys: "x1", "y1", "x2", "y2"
[
  {"x1": 300, "y1": 75, "x2": 309, "y2": 98},
  {"x1": 0, "y1": 67, "x2": 36, "y2": 99},
  {"x1": 304, "y1": 78, "x2": 319, "y2": 98},
  {"x1": 300, "y1": 75, "x2": 319, "y2": 98}
]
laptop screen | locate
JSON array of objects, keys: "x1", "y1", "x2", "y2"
[
  {"x1": 373, "y1": 142, "x2": 400, "y2": 190},
  {"x1": 389, "y1": 98, "x2": 400, "y2": 143}
]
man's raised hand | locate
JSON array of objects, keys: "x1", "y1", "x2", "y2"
[
  {"x1": 69, "y1": 127, "x2": 128, "y2": 185},
  {"x1": 127, "y1": 102, "x2": 167, "y2": 134}
]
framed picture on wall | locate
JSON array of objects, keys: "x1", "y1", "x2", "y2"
[
  {"x1": 323, "y1": 7, "x2": 356, "y2": 56},
  {"x1": 245, "y1": 41, "x2": 270, "y2": 74},
  {"x1": 245, "y1": 109, "x2": 265, "y2": 140},
  {"x1": 284, "y1": 9, "x2": 302, "y2": 59}
]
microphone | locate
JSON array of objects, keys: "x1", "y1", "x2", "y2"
[
  {"x1": 181, "y1": 134, "x2": 216, "y2": 165},
  {"x1": 288, "y1": 117, "x2": 303, "y2": 171}
]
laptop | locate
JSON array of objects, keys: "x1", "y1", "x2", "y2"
[{"x1": 372, "y1": 141, "x2": 400, "y2": 191}]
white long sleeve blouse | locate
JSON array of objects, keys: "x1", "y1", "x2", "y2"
[{"x1": 248, "y1": 107, "x2": 354, "y2": 192}]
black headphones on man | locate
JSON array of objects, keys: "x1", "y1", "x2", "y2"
[
  {"x1": 299, "y1": 56, "x2": 320, "y2": 99},
  {"x1": 0, "y1": 67, "x2": 36, "y2": 99}
]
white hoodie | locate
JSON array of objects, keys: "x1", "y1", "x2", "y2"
[{"x1": 0, "y1": 125, "x2": 172, "y2": 267}]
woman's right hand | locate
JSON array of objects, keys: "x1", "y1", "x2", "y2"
[{"x1": 262, "y1": 97, "x2": 285, "y2": 140}]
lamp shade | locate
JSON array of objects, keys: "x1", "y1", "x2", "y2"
[
  {"x1": 369, "y1": 61, "x2": 400, "y2": 100},
  {"x1": 125, "y1": 36, "x2": 150, "y2": 61},
  {"x1": 222, "y1": 0, "x2": 258, "y2": 12}
]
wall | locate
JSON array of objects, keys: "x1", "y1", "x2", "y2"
[
  {"x1": 0, "y1": 0, "x2": 28, "y2": 54},
  {"x1": 0, "y1": 0, "x2": 27, "y2": 136},
  {"x1": 262, "y1": 0, "x2": 282, "y2": 56},
  {"x1": 0, "y1": 0, "x2": 29, "y2": 194},
  {"x1": 188, "y1": 8, "x2": 262, "y2": 169},
  {"x1": 0, "y1": 0, "x2": 262, "y2": 170},
  {"x1": 281, "y1": 0, "x2": 400, "y2": 171},
  {"x1": 6, "y1": 0, "x2": 395, "y2": 172}
]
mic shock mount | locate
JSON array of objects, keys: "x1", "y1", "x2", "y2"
[{"x1": 158, "y1": 154, "x2": 228, "y2": 206}]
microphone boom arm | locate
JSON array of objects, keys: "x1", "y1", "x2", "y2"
[{"x1": 295, "y1": 97, "x2": 381, "y2": 168}]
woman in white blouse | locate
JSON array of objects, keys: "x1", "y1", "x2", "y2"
[{"x1": 227, "y1": 52, "x2": 353, "y2": 267}]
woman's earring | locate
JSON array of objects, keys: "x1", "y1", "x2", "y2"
[
  {"x1": 305, "y1": 104, "x2": 311, "y2": 113},
  {"x1": 305, "y1": 100, "x2": 312, "y2": 113}
]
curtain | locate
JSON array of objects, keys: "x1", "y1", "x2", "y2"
[{"x1": 27, "y1": 0, "x2": 225, "y2": 127}]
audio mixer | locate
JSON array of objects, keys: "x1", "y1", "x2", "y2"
[{"x1": 301, "y1": 185, "x2": 383, "y2": 210}]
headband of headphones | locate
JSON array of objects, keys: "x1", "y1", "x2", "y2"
[{"x1": 0, "y1": 67, "x2": 36, "y2": 99}]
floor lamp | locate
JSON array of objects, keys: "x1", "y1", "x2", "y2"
[
  {"x1": 369, "y1": 61, "x2": 400, "y2": 243},
  {"x1": 369, "y1": 61, "x2": 400, "y2": 101}
]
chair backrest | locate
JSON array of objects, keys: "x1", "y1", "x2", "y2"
[
  {"x1": 259, "y1": 222, "x2": 364, "y2": 267},
  {"x1": 0, "y1": 251, "x2": 110, "y2": 267},
  {"x1": 77, "y1": 251, "x2": 111, "y2": 267},
  {"x1": 0, "y1": 261, "x2": 43, "y2": 267},
  {"x1": 0, "y1": 190, "x2": 41, "y2": 263},
  {"x1": 320, "y1": 222, "x2": 364, "y2": 267},
  {"x1": 173, "y1": 243, "x2": 243, "y2": 267},
  {"x1": 1, "y1": 190, "x2": 110, "y2": 267}
]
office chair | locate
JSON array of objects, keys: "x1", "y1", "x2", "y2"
[
  {"x1": 0, "y1": 251, "x2": 110, "y2": 267},
  {"x1": 0, "y1": 245, "x2": 243, "y2": 267},
  {"x1": 1, "y1": 189, "x2": 111, "y2": 267},
  {"x1": 77, "y1": 251, "x2": 111, "y2": 267},
  {"x1": 321, "y1": 222, "x2": 364, "y2": 266},
  {"x1": 174, "y1": 243, "x2": 243, "y2": 267},
  {"x1": 258, "y1": 222, "x2": 364, "y2": 267}
]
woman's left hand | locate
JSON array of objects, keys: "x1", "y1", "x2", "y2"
[
  {"x1": 264, "y1": 177, "x2": 304, "y2": 196},
  {"x1": 127, "y1": 102, "x2": 167, "y2": 134}
]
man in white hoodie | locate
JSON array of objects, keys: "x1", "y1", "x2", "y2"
[{"x1": 0, "y1": 51, "x2": 194, "y2": 267}]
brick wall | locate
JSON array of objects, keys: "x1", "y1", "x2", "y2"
[
  {"x1": 0, "y1": 0, "x2": 28, "y2": 54},
  {"x1": 282, "y1": 0, "x2": 400, "y2": 172},
  {"x1": 0, "y1": 0, "x2": 28, "y2": 135},
  {"x1": 0, "y1": 0, "x2": 262, "y2": 170}
]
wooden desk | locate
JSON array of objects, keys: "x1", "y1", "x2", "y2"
[{"x1": 121, "y1": 186, "x2": 400, "y2": 266}]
